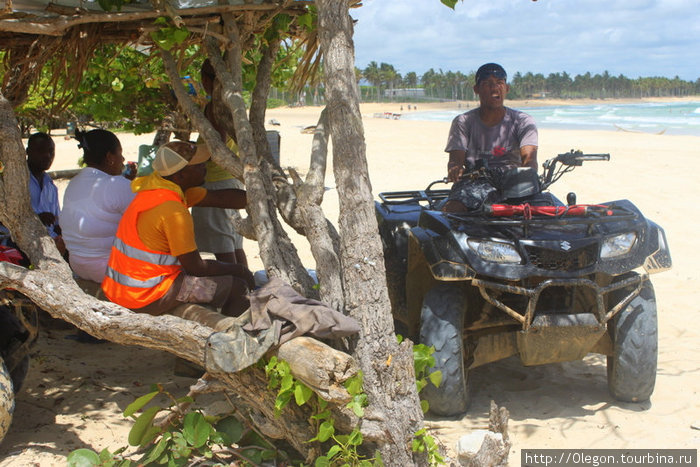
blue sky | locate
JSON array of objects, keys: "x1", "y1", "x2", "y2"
[{"x1": 350, "y1": 0, "x2": 700, "y2": 82}]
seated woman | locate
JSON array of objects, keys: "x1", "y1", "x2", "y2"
[{"x1": 60, "y1": 129, "x2": 136, "y2": 282}]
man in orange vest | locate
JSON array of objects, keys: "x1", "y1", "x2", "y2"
[{"x1": 102, "y1": 140, "x2": 254, "y2": 317}]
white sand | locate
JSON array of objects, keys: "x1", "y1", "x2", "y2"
[{"x1": 1, "y1": 100, "x2": 698, "y2": 464}]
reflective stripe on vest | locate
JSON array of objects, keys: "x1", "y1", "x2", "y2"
[{"x1": 112, "y1": 237, "x2": 179, "y2": 267}]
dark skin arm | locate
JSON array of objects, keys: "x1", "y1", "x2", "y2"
[
  {"x1": 520, "y1": 145, "x2": 538, "y2": 170},
  {"x1": 196, "y1": 188, "x2": 247, "y2": 209},
  {"x1": 447, "y1": 150, "x2": 467, "y2": 182},
  {"x1": 177, "y1": 250, "x2": 255, "y2": 289},
  {"x1": 38, "y1": 212, "x2": 57, "y2": 227}
]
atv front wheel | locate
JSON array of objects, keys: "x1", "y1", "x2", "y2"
[
  {"x1": 419, "y1": 283, "x2": 470, "y2": 416},
  {"x1": 0, "y1": 357, "x2": 14, "y2": 444},
  {"x1": 607, "y1": 278, "x2": 658, "y2": 402}
]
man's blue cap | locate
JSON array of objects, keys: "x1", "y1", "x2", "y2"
[{"x1": 475, "y1": 63, "x2": 507, "y2": 85}]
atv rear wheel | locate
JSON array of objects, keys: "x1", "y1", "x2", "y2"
[
  {"x1": 419, "y1": 283, "x2": 470, "y2": 417},
  {"x1": 607, "y1": 278, "x2": 658, "y2": 402},
  {"x1": 0, "y1": 357, "x2": 14, "y2": 444}
]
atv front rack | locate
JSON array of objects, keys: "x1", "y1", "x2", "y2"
[{"x1": 472, "y1": 273, "x2": 647, "y2": 331}]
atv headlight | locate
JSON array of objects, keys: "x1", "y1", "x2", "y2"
[
  {"x1": 601, "y1": 232, "x2": 637, "y2": 258},
  {"x1": 467, "y1": 239, "x2": 521, "y2": 263}
]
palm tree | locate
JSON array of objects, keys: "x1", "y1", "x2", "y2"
[{"x1": 363, "y1": 61, "x2": 381, "y2": 101}]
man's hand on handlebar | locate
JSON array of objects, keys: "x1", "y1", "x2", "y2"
[
  {"x1": 447, "y1": 162, "x2": 464, "y2": 182},
  {"x1": 447, "y1": 150, "x2": 467, "y2": 183}
]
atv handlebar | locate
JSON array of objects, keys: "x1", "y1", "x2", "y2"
[
  {"x1": 541, "y1": 150, "x2": 611, "y2": 189},
  {"x1": 555, "y1": 151, "x2": 610, "y2": 167}
]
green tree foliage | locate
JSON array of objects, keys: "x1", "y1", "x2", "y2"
[
  {"x1": 7, "y1": 15, "x2": 314, "y2": 135},
  {"x1": 70, "y1": 44, "x2": 175, "y2": 134},
  {"x1": 357, "y1": 61, "x2": 699, "y2": 102}
]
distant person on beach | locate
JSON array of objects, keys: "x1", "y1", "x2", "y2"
[
  {"x1": 60, "y1": 129, "x2": 136, "y2": 282},
  {"x1": 443, "y1": 63, "x2": 538, "y2": 212}
]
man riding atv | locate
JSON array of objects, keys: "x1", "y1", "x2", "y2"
[{"x1": 444, "y1": 62, "x2": 538, "y2": 213}]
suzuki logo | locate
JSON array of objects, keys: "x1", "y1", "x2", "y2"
[{"x1": 560, "y1": 241, "x2": 572, "y2": 251}]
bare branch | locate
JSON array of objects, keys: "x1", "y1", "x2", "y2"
[
  {"x1": 0, "y1": 3, "x2": 312, "y2": 36},
  {"x1": 160, "y1": 47, "x2": 243, "y2": 179}
]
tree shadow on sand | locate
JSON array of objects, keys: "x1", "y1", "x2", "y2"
[{"x1": 0, "y1": 326, "x2": 196, "y2": 463}]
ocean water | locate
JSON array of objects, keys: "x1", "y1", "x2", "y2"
[{"x1": 400, "y1": 101, "x2": 700, "y2": 136}]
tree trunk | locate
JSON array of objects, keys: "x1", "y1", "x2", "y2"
[
  {"x1": 289, "y1": 109, "x2": 345, "y2": 312},
  {"x1": 202, "y1": 25, "x2": 317, "y2": 298},
  {"x1": 315, "y1": 1, "x2": 425, "y2": 464}
]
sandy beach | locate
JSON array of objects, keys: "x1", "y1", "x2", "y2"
[{"x1": 1, "y1": 99, "x2": 699, "y2": 465}]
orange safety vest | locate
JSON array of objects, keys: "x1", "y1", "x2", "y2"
[{"x1": 102, "y1": 189, "x2": 183, "y2": 309}]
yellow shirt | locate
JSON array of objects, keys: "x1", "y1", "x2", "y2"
[
  {"x1": 201, "y1": 137, "x2": 239, "y2": 183},
  {"x1": 130, "y1": 173, "x2": 207, "y2": 257}
]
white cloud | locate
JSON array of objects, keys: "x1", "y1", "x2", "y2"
[{"x1": 351, "y1": 0, "x2": 700, "y2": 81}]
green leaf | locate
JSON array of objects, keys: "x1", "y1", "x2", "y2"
[
  {"x1": 428, "y1": 370, "x2": 442, "y2": 388},
  {"x1": 240, "y1": 448, "x2": 263, "y2": 464},
  {"x1": 67, "y1": 449, "x2": 100, "y2": 467},
  {"x1": 111, "y1": 77, "x2": 124, "y2": 92},
  {"x1": 98, "y1": 448, "x2": 115, "y2": 463},
  {"x1": 275, "y1": 390, "x2": 292, "y2": 413},
  {"x1": 182, "y1": 412, "x2": 211, "y2": 448},
  {"x1": 127, "y1": 406, "x2": 161, "y2": 446},
  {"x1": 280, "y1": 372, "x2": 294, "y2": 392},
  {"x1": 175, "y1": 395, "x2": 194, "y2": 404},
  {"x1": 343, "y1": 372, "x2": 364, "y2": 395},
  {"x1": 326, "y1": 444, "x2": 342, "y2": 459},
  {"x1": 374, "y1": 450, "x2": 384, "y2": 466},
  {"x1": 441, "y1": 0, "x2": 458, "y2": 9},
  {"x1": 294, "y1": 383, "x2": 313, "y2": 406},
  {"x1": 123, "y1": 390, "x2": 159, "y2": 417},
  {"x1": 315, "y1": 456, "x2": 331, "y2": 467},
  {"x1": 141, "y1": 434, "x2": 170, "y2": 465},
  {"x1": 297, "y1": 12, "x2": 313, "y2": 31},
  {"x1": 347, "y1": 429, "x2": 363, "y2": 446},
  {"x1": 311, "y1": 409, "x2": 331, "y2": 421},
  {"x1": 317, "y1": 420, "x2": 335, "y2": 443},
  {"x1": 139, "y1": 424, "x2": 162, "y2": 447},
  {"x1": 347, "y1": 400, "x2": 364, "y2": 418},
  {"x1": 420, "y1": 399, "x2": 430, "y2": 414},
  {"x1": 215, "y1": 416, "x2": 244, "y2": 444}
]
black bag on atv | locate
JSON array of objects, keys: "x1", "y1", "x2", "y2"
[{"x1": 447, "y1": 161, "x2": 542, "y2": 211}]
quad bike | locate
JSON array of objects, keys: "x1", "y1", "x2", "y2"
[
  {"x1": 376, "y1": 151, "x2": 672, "y2": 417},
  {"x1": 0, "y1": 247, "x2": 39, "y2": 443}
]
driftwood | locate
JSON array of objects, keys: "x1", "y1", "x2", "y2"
[{"x1": 277, "y1": 336, "x2": 357, "y2": 403}]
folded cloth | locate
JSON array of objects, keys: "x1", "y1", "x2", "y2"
[
  {"x1": 244, "y1": 277, "x2": 361, "y2": 344},
  {"x1": 205, "y1": 311, "x2": 279, "y2": 373},
  {"x1": 204, "y1": 278, "x2": 361, "y2": 373}
]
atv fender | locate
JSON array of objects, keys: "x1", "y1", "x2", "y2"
[
  {"x1": 405, "y1": 230, "x2": 475, "y2": 339},
  {"x1": 644, "y1": 221, "x2": 672, "y2": 274},
  {"x1": 408, "y1": 228, "x2": 476, "y2": 282}
]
